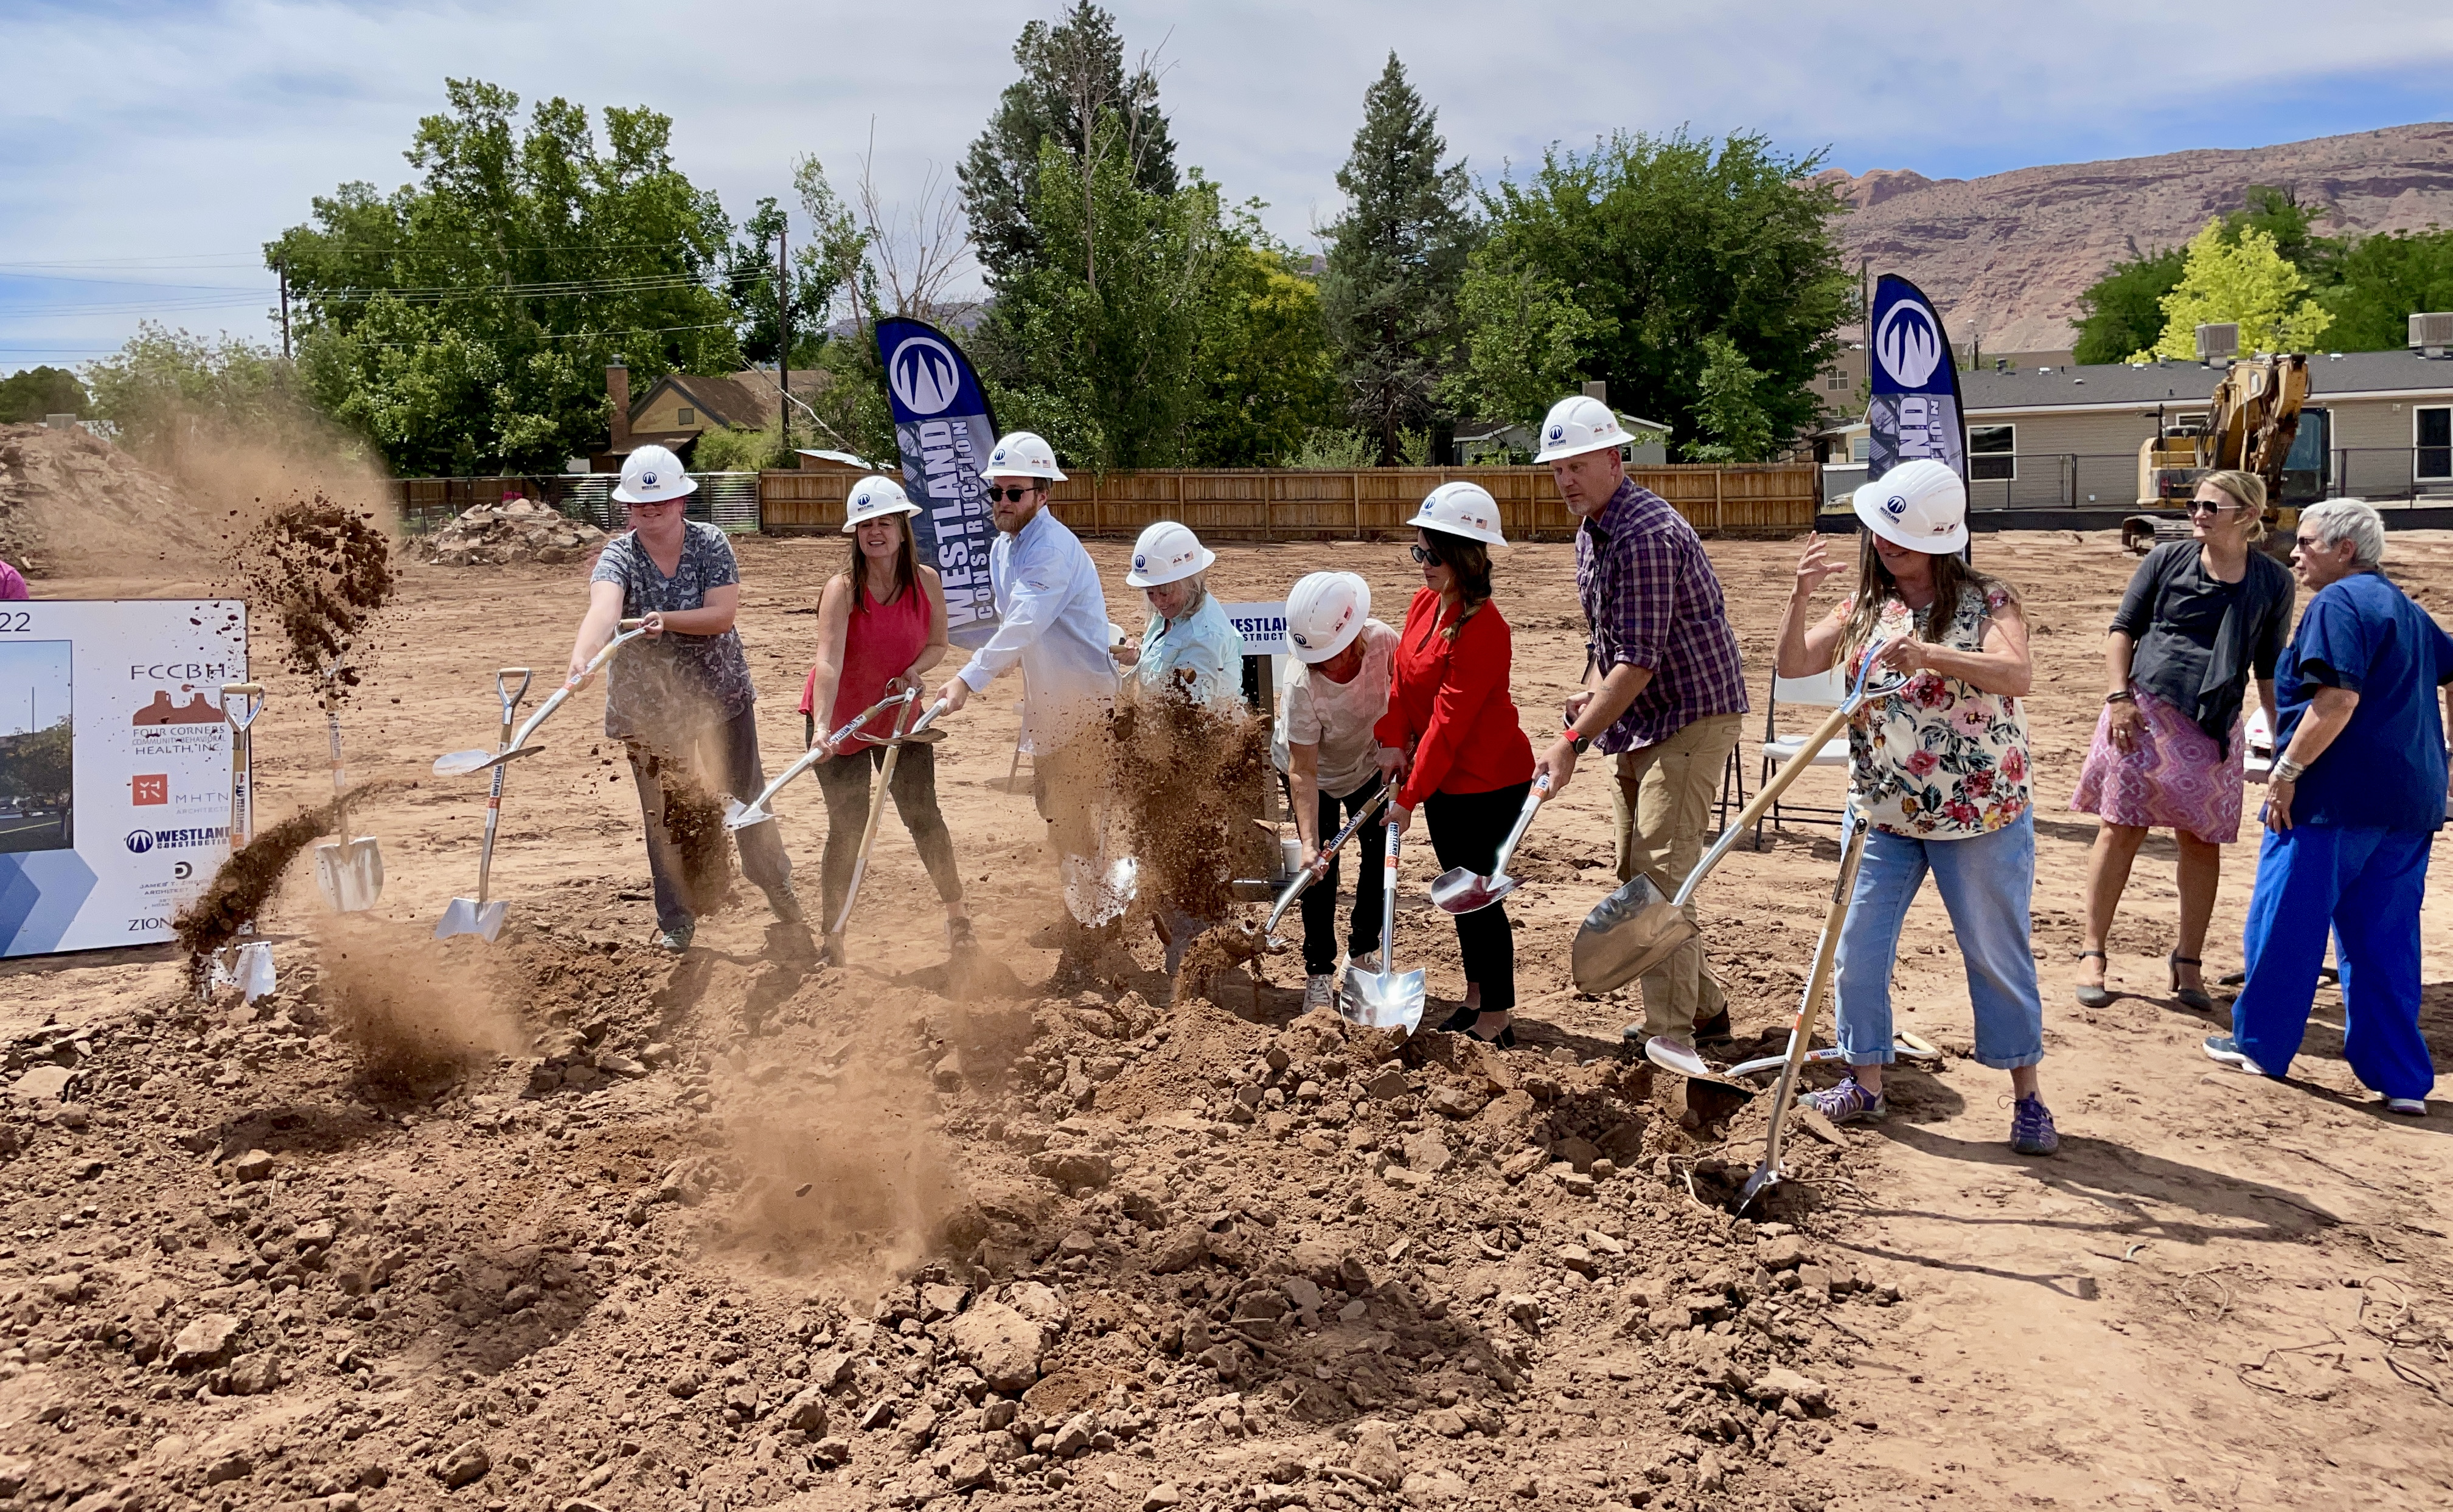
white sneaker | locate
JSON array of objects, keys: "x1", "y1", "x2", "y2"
[
  {"x1": 1349, "y1": 949, "x2": 1383, "y2": 974},
  {"x1": 2384, "y1": 1097, "x2": 2428, "y2": 1116},
  {"x1": 1304, "y1": 975, "x2": 1335, "y2": 1010}
]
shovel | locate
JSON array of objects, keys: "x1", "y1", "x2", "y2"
[
  {"x1": 1242, "y1": 785, "x2": 1393, "y2": 954},
  {"x1": 725, "y1": 690, "x2": 925, "y2": 831},
  {"x1": 1645, "y1": 1030, "x2": 1939, "y2": 1088},
  {"x1": 1341, "y1": 818, "x2": 1427, "y2": 1033},
  {"x1": 1574, "y1": 642, "x2": 1904, "y2": 997},
  {"x1": 824, "y1": 694, "x2": 939, "y2": 954},
  {"x1": 311, "y1": 674, "x2": 384, "y2": 913},
  {"x1": 1432, "y1": 772, "x2": 1550, "y2": 914},
  {"x1": 1734, "y1": 796, "x2": 1872, "y2": 1212},
  {"x1": 207, "y1": 683, "x2": 274, "y2": 1001},
  {"x1": 436, "y1": 668, "x2": 533, "y2": 943},
  {"x1": 432, "y1": 619, "x2": 647, "y2": 779}
]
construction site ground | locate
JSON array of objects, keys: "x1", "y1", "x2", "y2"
[{"x1": 5, "y1": 526, "x2": 2451, "y2": 1512}]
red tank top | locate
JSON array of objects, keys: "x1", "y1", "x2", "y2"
[{"x1": 827, "y1": 578, "x2": 930, "y2": 737}]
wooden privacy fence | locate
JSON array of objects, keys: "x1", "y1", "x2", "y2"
[{"x1": 758, "y1": 463, "x2": 1817, "y2": 539}]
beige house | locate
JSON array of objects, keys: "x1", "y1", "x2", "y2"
[{"x1": 594, "y1": 363, "x2": 826, "y2": 470}]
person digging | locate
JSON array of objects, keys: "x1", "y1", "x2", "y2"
[{"x1": 933, "y1": 431, "x2": 1123, "y2": 993}]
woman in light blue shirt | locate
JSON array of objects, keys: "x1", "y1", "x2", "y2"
[{"x1": 1115, "y1": 521, "x2": 1242, "y2": 713}]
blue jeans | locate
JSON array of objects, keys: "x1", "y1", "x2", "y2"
[
  {"x1": 2233, "y1": 823, "x2": 2435, "y2": 1100},
  {"x1": 1833, "y1": 810, "x2": 2045, "y2": 1071}
]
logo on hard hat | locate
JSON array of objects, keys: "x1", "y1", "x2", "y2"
[
  {"x1": 641, "y1": 470, "x2": 659, "y2": 488},
  {"x1": 990, "y1": 447, "x2": 1007, "y2": 463},
  {"x1": 888, "y1": 336, "x2": 962, "y2": 417},
  {"x1": 1875, "y1": 299, "x2": 1944, "y2": 389},
  {"x1": 1882, "y1": 491, "x2": 1908, "y2": 517},
  {"x1": 1548, "y1": 424, "x2": 1565, "y2": 441},
  {"x1": 1132, "y1": 553, "x2": 1147, "y2": 570}
]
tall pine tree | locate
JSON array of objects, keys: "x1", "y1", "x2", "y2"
[
  {"x1": 959, "y1": 2, "x2": 1178, "y2": 290},
  {"x1": 1318, "y1": 54, "x2": 1474, "y2": 463}
]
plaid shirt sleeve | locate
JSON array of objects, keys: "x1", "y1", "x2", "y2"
[{"x1": 1606, "y1": 529, "x2": 1677, "y2": 673}]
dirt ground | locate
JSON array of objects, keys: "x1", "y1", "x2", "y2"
[{"x1": 4, "y1": 515, "x2": 2451, "y2": 1512}]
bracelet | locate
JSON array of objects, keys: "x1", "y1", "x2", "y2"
[
  {"x1": 2272, "y1": 757, "x2": 2306, "y2": 783},
  {"x1": 2103, "y1": 691, "x2": 2134, "y2": 704}
]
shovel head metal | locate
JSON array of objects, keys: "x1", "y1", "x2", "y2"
[
  {"x1": 1430, "y1": 867, "x2": 1515, "y2": 915},
  {"x1": 433, "y1": 744, "x2": 545, "y2": 779},
  {"x1": 1340, "y1": 965, "x2": 1426, "y2": 1033},
  {"x1": 313, "y1": 837, "x2": 384, "y2": 912},
  {"x1": 1571, "y1": 873, "x2": 1698, "y2": 994},
  {"x1": 723, "y1": 797, "x2": 772, "y2": 832},
  {"x1": 1643, "y1": 1035, "x2": 1764, "y2": 1094},
  {"x1": 1063, "y1": 854, "x2": 1138, "y2": 927},
  {"x1": 435, "y1": 896, "x2": 508, "y2": 943}
]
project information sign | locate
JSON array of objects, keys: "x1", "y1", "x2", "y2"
[{"x1": 0, "y1": 600, "x2": 248, "y2": 957}]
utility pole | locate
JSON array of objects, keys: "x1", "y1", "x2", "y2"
[
  {"x1": 776, "y1": 217, "x2": 792, "y2": 453},
  {"x1": 277, "y1": 261, "x2": 292, "y2": 360}
]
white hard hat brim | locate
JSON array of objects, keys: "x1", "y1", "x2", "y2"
[
  {"x1": 1533, "y1": 431, "x2": 1629, "y2": 463},
  {"x1": 1413, "y1": 517, "x2": 1510, "y2": 550},
  {"x1": 1292, "y1": 619, "x2": 1362, "y2": 664},
  {"x1": 1851, "y1": 491, "x2": 1970, "y2": 555},
  {"x1": 613, "y1": 473, "x2": 700, "y2": 504},
  {"x1": 841, "y1": 501, "x2": 922, "y2": 532},
  {"x1": 1125, "y1": 544, "x2": 1216, "y2": 588},
  {"x1": 983, "y1": 465, "x2": 1068, "y2": 484}
]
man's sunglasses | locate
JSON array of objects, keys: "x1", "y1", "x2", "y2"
[{"x1": 985, "y1": 485, "x2": 1042, "y2": 503}]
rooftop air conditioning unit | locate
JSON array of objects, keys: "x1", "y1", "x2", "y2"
[
  {"x1": 2412, "y1": 311, "x2": 2453, "y2": 356},
  {"x1": 2194, "y1": 323, "x2": 2239, "y2": 362}
]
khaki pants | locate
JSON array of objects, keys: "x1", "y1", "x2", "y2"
[{"x1": 1611, "y1": 712, "x2": 1745, "y2": 1040}]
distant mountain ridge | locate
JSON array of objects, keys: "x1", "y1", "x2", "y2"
[{"x1": 1817, "y1": 122, "x2": 2453, "y2": 353}]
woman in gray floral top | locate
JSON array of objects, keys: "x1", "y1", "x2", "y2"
[
  {"x1": 1772, "y1": 459, "x2": 2057, "y2": 1157},
  {"x1": 569, "y1": 446, "x2": 799, "y2": 952}
]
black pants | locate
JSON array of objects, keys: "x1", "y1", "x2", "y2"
[
  {"x1": 1303, "y1": 775, "x2": 1387, "y2": 976},
  {"x1": 1423, "y1": 781, "x2": 1529, "y2": 1013},
  {"x1": 812, "y1": 742, "x2": 963, "y2": 931},
  {"x1": 624, "y1": 705, "x2": 792, "y2": 929}
]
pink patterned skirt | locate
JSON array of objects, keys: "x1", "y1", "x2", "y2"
[{"x1": 2070, "y1": 687, "x2": 2247, "y2": 844}]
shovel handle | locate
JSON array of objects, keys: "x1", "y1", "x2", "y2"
[
  {"x1": 1485, "y1": 771, "x2": 1551, "y2": 881},
  {"x1": 1376, "y1": 817, "x2": 1402, "y2": 980},
  {"x1": 1262, "y1": 785, "x2": 1391, "y2": 936},
  {"x1": 1750, "y1": 801, "x2": 1870, "y2": 1199},
  {"x1": 496, "y1": 667, "x2": 534, "y2": 713}
]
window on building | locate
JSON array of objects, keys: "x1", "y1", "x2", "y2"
[
  {"x1": 2418, "y1": 406, "x2": 2451, "y2": 481},
  {"x1": 1825, "y1": 374, "x2": 1851, "y2": 391},
  {"x1": 677, "y1": 406, "x2": 695, "y2": 426},
  {"x1": 1851, "y1": 436, "x2": 1870, "y2": 462},
  {"x1": 1968, "y1": 424, "x2": 2016, "y2": 481}
]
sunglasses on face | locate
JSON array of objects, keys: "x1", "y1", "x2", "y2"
[
  {"x1": 2185, "y1": 499, "x2": 2241, "y2": 516},
  {"x1": 1409, "y1": 544, "x2": 1442, "y2": 565},
  {"x1": 984, "y1": 485, "x2": 1040, "y2": 504}
]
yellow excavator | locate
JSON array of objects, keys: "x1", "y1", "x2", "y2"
[{"x1": 2123, "y1": 352, "x2": 2328, "y2": 557}]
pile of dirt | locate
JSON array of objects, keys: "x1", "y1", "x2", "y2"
[
  {"x1": 0, "y1": 421, "x2": 218, "y2": 577},
  {"x1": 418, "y1": 499, "x2": 607, "y2": 567}
]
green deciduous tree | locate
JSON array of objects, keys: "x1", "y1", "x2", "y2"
[
  {"x1": 0, "y1": 367, "x2": 89, "y2": 423},
  {"x1": 268, "y1": 78, "x2": 742, "y2": 476},
  {"x1": 2137, "y1": 218, "x2": 2333, "y2": 361},
  {"x1": 1438, "y1": 246, "x2": 1604, "y2": 437},
  {"x1": 1318, "y1": 54, "x2": 1475, "y2": 464},
  {"x1": 2321, "y1": 227, "x2": 2453, "y2": 352},
  {"x1": 1469, "y1": 129, "x2": 1847, "y2": 459},
  {"x1": 82, "y1": 325, "x2": 311, "y2": 463},
  {"x1": 1183, "y1": 221, "x2": 1340, "y2": 466},
  {"x1": 1683, "y1": 335, "x2": 1775, "y2": 462},
  {"x1": 2072, "y1": 244, "x2": 2186, "y2": 365}
]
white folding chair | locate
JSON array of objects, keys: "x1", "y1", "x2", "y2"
[{"x1": 1727, "y1": 665, "x2": 1853, "y2": 846}]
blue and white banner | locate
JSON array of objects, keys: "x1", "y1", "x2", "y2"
[
  {"x1": 1865, "y1": 274, "x2": 1966, "y2": 485},
  {"x1": 875, "y1": 317, "x2": 1000, "y2": 650},
  {"x1": 1, "y1": 600, "x2": 248, "y2": 957}
]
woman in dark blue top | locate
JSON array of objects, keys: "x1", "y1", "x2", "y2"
[{"x1": 2205, "y1": 500, "x2": 2453, "y2": 1114}]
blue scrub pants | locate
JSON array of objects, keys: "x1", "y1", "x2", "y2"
[{"x1": 2233, "y1": 823, "x2": 2437, "y2": 1101}]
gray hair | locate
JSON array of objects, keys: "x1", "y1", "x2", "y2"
[{"x1": 2299, "y1": 498, "x2": 2386, "y2": 568}]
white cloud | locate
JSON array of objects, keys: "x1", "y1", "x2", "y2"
[{"x1": 4, "y1": 0, "x2": 2449, "y2": 363}]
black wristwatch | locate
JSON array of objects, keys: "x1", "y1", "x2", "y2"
[{"x1": 1565, "y1": 726, "x2": 1592, "y2": 755}]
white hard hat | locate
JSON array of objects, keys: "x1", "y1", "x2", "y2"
[
  {"x1": 1408, "y1": 481, "x2": 1509, "y2": 549},
  {"x1": 1853, "y1": 458, "x2": 1969, "y2": 555},
  {"x1": 1286, "y1": 571, "x2": 1371, "y2": 664},
  {"x1": 1125, "y1": 520, "x2": 1215, "y2": 588},
  {"x1": 984, "y1": 430, "x2": 1066, "y2": 482},
  {"x1": 842, "y1": 474, "x2": 921, "y2": 532},
  {"x1": 613, "y1": 444, "x2": 696, "y2": 504},
  {"x1": 1534, "y1": 395, "x2": 1636, "y2": 463}
]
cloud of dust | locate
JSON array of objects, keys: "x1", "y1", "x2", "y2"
[{"x1": 316, "y1": 919, "x2": 531, "y2": 1097}]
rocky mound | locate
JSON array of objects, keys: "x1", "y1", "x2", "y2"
[
  {"x1": 420, "y1": 499, "x2": 607, "y2": 567},
  {"x1": 0, "y1": 421, "x2": 220, "y2": 579}
]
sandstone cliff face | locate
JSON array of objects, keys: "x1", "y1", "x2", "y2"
[{"x1": 1820, "y1": 122, "x2": 2453, "y2": 353}]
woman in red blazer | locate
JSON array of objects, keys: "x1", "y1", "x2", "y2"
[{"x1": 1373, "y1": 483, "x2": 1536, "y2": 1045}]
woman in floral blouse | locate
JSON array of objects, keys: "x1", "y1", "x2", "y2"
[{"x1": 1772, "y1": 459, "x2": 2057, "y2": 1156}]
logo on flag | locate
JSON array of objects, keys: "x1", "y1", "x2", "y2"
[
  {"x1": 1875, "y1": 300, "x2": 1944, "y2": 389},
  {"x1": 889, "y1": 336, "x2": 962, "y2": 417}
]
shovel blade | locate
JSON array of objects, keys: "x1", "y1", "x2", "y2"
[
  {"x1": 1430, "y1": 865, "x2": 1515, "y2": 915},
  {"x1": 1340, "y1": 966, "x2": 1425, "y2": 1033},
  {"x1": 312, "y1": 837, "x2": 384, "y2": 912},
  {"x1": 435, "y1": 896, "x2": 508, "y2": 943},
  {"x1": 1063, "y1": 855, "x2": 1138, "y2": 927},
  {"x1": 1571, "y1": 873, "x2": 1699, "y2": 994},
  {"x1": 723, "y1": 797, "x2": 773, "y2": 831},
  {"x1": 433, "y1": 744, "x2": 544, "y2": 778},
  {"x1": 1737, "y1": 1161, "x2": 1781, "y2": 1212},
  {"x1": 1643, "y1": 1035, "x2": 1763, "y2": 1095}
]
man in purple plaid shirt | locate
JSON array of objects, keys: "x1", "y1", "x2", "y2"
[{"x1": 1531, "y1": 395, "x2": 1750, "y2": 1050}]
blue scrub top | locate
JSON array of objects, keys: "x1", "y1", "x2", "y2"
[{"x1": 2273, "y1": 570, "x2": 2453, "y2": 832}]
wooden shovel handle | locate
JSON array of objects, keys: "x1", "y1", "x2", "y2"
[{"x1": 1721, "y1": 701, "x2": 1855, "y2": 839}]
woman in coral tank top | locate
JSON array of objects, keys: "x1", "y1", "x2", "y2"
[{"x1": 798, "y1": 476, "x2": 974, "y2": 965}]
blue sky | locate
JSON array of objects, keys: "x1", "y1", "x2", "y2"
[
  {"x1": 0, "y1": 641, "x2": 74, "y2": 737},
  {"x1": 5, "y1": 0, "x2": 2450, "y2": 373}
]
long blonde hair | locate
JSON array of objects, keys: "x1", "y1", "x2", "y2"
[
  {"x1": 1838, "y1": 533, "x2": 2019, "y2": 662},
  {"x1": 2202, "y1": 468, "x2": 2270, "y2": 543}
]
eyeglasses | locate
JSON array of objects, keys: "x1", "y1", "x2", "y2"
[
  {"x1": 984, "y1": 485, "x2": 1040, "y2": 503},
  {"x1": 1409, "y1": 544, "x2": 1441, "y2": 565},
  {"x1": 2185, "y1": 499, "x2": 2241, "y2": 516}
]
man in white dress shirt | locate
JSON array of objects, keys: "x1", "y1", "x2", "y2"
[{"x1": 936, "y1": 431, "x2": 1123, "y2": 986}]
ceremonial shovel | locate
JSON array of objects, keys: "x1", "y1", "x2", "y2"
[
  {"x1": 432, "y1": 619, "x2": 649, "y2": 780},
  {"x1": 435, "y1": 668, "x2": 532, "y2": 943},
  {"x1": 1573, "y1": 642, "x2": 1905, "y2": 996},
  {"x1": 311, "y1": 671, "x2": 384, "y2": 913},
  {"x1": 723, "y1": 690, "x2": 942, "y2": 832},
  {"x1": 1644, "y1": 1031, "x2": 1940, "y2": 1089},
  {"x1": 1431, "y1": 772, "x2": 1550, "y2": 914},
  {"x1": 1241, "y1": 785, "x2": 1391, "y2": 954},
  {"x1": 1340, "y1": 820, "x2": 1426, "y2": 1033},
  {"x1": 209, "y1": 684, "x2": 274, "y2": 1002}
]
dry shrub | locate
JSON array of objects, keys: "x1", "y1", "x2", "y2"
[{"x1": 318, "y1": 921, "x2": 529, "y2": 1095}]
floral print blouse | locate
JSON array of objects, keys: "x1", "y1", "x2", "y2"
[{"x1": 1842, "y1": 583, "x2": 2032, "y2": 840}]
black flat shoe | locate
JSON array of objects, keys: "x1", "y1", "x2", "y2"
[
  {"x1": 1467, "y1": 1022, "x2": 1517, "y2": 1050},
  {"x1": 2169, "y1": 951, "x2": 2215, "y2": 1011},
  {"x1": 1435, "y1": 1006, "x2": 1480, "y2": 1035},
  {"x1": 1695, "y1": 1007, "x2": 1734, "y2": 1043},
  {"x1": 2075, "y1": 950, "x2": 2111, "y2": 1009}
]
